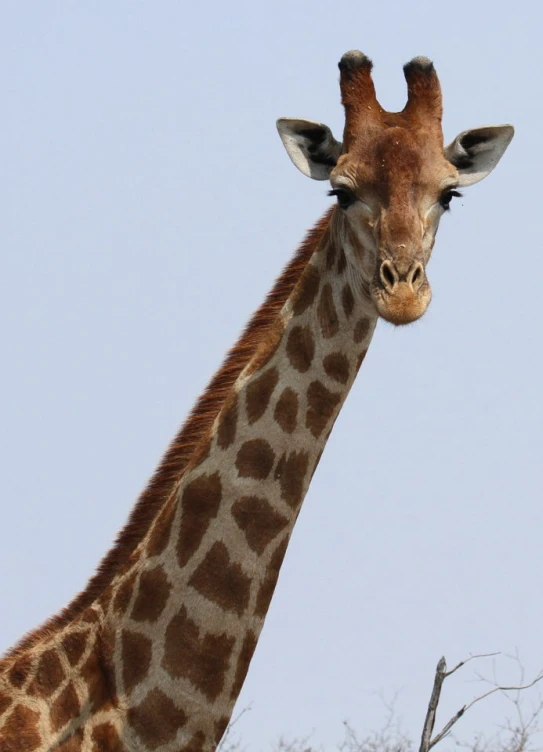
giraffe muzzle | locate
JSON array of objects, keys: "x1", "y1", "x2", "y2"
[{"x1": 373, "y1": 258, "x2": 432, "y2": 325}]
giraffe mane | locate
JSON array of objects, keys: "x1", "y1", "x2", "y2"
[{"x1": 0, "y1": 208, "x2": 334, "y2": 667}]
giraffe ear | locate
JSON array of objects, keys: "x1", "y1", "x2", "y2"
[
  {"x1": 445, "y1": 125, "x2": 514, "y2": 187},
  {"x1": 276, "y1": 118, "x2": 343, "y2": 180}
]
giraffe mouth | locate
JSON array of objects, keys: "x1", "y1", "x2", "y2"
[{"x1": 372, "y1": 281, "x2": 432, "y2": 325}]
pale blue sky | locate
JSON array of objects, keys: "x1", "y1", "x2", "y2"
[{"x1": 1, "y1": 1, "x2": 542, "y2": 748}]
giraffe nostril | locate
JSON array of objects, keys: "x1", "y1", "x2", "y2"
[
  {"x1": 407, "y1": 261, "x2": 425, "y2": 292},
  {"x1": 379, "y1": 260, "x2": 398, "y2": 293}
]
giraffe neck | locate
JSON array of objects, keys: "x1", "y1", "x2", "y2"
[
  {"x1": 103, "y1": 210, "x2": 378, "y2": 749},
  {"x1": 0, "y1": 209, "x2": 378, "y2": 751}
]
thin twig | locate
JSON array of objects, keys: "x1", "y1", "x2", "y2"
[
  {"x1": 444, "y1": 652, "x2": 501, "y2": 679},
  {"x1": 463, "y1": 674, "x2": 543, "y2": 716},
  {"x1": 217, "y1": 704, "x2": 252, "y2": 752},
  {"x1": 428, "y1": 670, "x2": 543, "y2": 750}
]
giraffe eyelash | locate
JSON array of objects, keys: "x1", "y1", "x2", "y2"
[
  {"x1": 328, "y1": 187, "x2": 356, "y2": 210},
  {"x1": 440, "y1": 188, "x2": 463, "y2": 211}
]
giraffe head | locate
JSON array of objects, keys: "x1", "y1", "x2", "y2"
[{"x1": 277, "y1": 51, "x2": 513, "y2": 325}]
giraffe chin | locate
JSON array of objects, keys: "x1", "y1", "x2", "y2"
[{"x1": 373, "y1": 283, "x2": 432, "y2": 326}]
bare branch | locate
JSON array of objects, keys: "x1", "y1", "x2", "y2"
[
  {"x1": 419, "y1": 657, "x2": 447, "y2": 752},
  {"x1": 428, "y1": 704, "x2": 466, "y2": 748},
  {"x1": 423, "y1": 655, "x2": 543, "y2": 752}
]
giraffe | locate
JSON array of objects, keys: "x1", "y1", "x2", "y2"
[{"x1": 0, "y1": 51, "x2": 513, "y2": 752}]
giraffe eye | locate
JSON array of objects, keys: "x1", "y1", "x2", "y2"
[
  {"x1": 439, "y1": 188, "x2": 462, "y2": 211},
  {"x1": 328, "y1": 188, "x2": 356, "y2": 210}
]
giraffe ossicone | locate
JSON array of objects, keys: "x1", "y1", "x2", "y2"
[{"x1": 0, "y1": 51, "x2": 513, "y2": 751}]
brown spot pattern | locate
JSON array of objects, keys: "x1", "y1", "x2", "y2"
[
  {"x1": 177, "y1": 471, "x2": 222, "y2": 568},
  {"x1": 306, "y1": 381, "x2": 341, "y2": 438},
  {"x1": 231, "y1": 630, "x2": 258, "y2": 699},
  {"x1": 162, "y1": 605, "x2": 235, "y2": 701},
  {"x1": 323, "y1": 352, "x2": 350, "y2": 384},
  {"x1": 255, "y1": 535, "x2": 289, "y2": 617},
  {"x1": 51, "y1": 681, "x2": 80, "y2": 732},
  {"x1": 189, "y1": 541, "x2": 251, "y2": 615},
  {"x1": 318, "y1": 284, "x2": 339, "y2": 338},
  {"x1": 128, "y1": 688, "x2": 187, "y2": 749},
  {"x1": 325, "y1": 243, "x2": 336, "y2": 269},
  {"x1": 235, "y1": 439, "x2": 275, "y2": 480},
  {"x1": 354, "y1": 317, "x2": 370, "y2": 343},
  {"x1": 292, "y1": 264, "x2": 320, "y2": 315},
  {"x1": 8, "y1": 654, "x2": 32, "y2": 688},
  {"x1": 275, "y1": 451, "x2": 310, "y2": 509},
  {"x1": 310, "y1": 449, "x2": 325, "y2": 482},
  {"x1": 232, "y1": 495, "x2": 288, "y2": 555},
  {"x1": 57, "y1": 732, "x2": 84, "y2": 752},
  {"x1": 122, "y1": 630, "x2": 152, "y2": 694},
  {"x1": 246, "y1": 367, "x2": 279, "y2": 424},
  {"x1": 80, "y1": 647, "x2": 112, "y2": 714},
  {"x1": 342, "y1": 283, "x2": 355, "y2": 317},
  {"x1": 357, "y1": 348, "x2": 368, "y2": 370},
  {"x1": 147, "y1": 497, "x2": 175, "y2": 557},
  {"x1": 92, "y1": 722, "x2": 124, "y2": 752},
  {"x1": 179, "y1": 732, "x2": 206, "y2": 752},
  {"x1": 113, "y1": 569, "x2": 137, "y2": 615},
  {"x1": 337, "y1": 248, "x2": 347, "y2": 273},
  {"x1": 61, "y1": 630, "x2": 88, "y2": 667},
  {"x1": 28, "y1": 648, "x2": 65, "y2": 698},
  {"x1": 274, "y1": 387, "x2": 298, "y2": 434},
  {"x1": 215, "y1": 716, "x2": 230, "y2": 744},
  {"x1": 81, "y1": 609, "x2": 100, "y2": 624},
  {"x1": 131, "y1": 565, "x2": 171, "y2": 623},
  {"x1": 286, "y1": 325, "x2": 315, "y2": 373},
  {"x1": 217, "y1": 393, "x2": 238, "y2": 450},
  {"x1": 0, "y1": 690, "x2": 12, "y2": 715},
  {"x1": 1, "y1": 704, "x2": 41, "y2": 751},
  {"x1": 98, "y1": 585, "x2": 113, "y2": 616}
]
